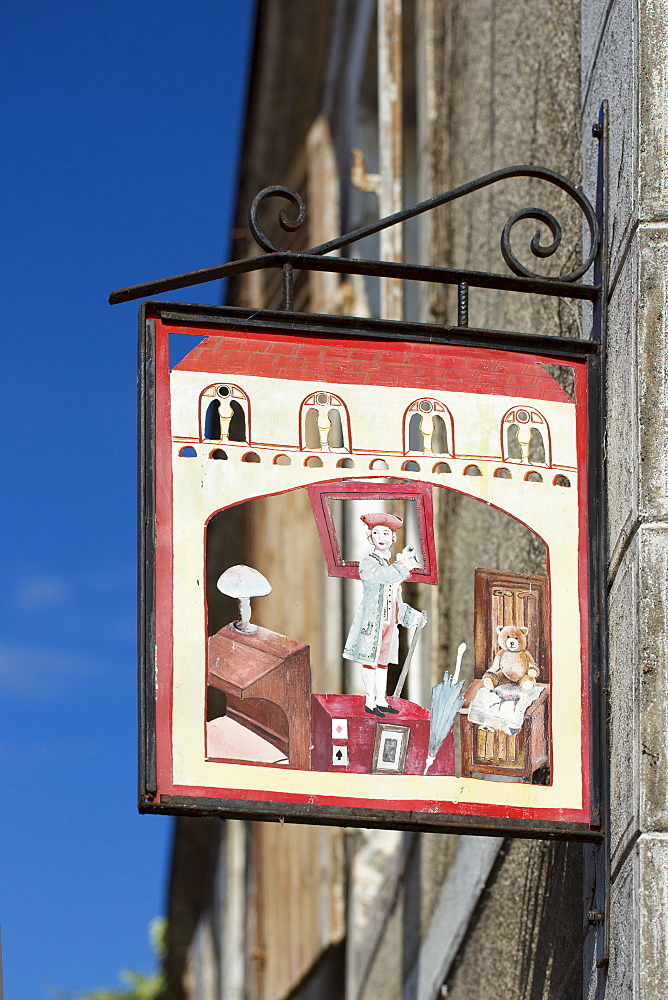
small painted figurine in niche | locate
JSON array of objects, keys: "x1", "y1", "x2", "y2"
[
  {"x1": 343, "y1": 513, "x2": 426, "y2": 716},
  {"x1": 483, "y1": 625, "x2": 539, "y2": 691}
]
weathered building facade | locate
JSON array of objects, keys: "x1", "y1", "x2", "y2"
[{"x1": 163, "y1": 1, "x2": 668, "y2": 998}]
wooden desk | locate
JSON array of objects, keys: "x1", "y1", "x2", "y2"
[{"x1": 208, "y1": 624, "x2": 311, "y2": 770}]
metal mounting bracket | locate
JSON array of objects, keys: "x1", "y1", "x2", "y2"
[{"x1": 110, "y1": 150, "x2": 606, "y2": 347}]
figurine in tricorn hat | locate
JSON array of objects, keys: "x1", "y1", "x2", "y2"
[{"x1": 343, "y1": 513, "x2": 426, "y2": 715}]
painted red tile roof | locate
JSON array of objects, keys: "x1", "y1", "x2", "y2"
[{"x1": 174, "y1": 327, "x2": 572, "y2": 403}]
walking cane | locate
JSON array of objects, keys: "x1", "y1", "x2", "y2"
[{"x1": 393, "y1": 616, "x2": 427, "y2": 698}]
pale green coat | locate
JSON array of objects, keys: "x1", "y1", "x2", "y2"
[{"x1": 343, "y1": 553, "x2": 422, "y2": 666}]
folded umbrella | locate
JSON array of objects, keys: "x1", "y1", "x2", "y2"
[{"x1": 424, "y1": 642, "x2": 466, "y2": 774}]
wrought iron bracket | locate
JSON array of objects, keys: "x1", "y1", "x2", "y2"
[{"x1": 110, "y1": 142, "x2": 605, "y2": 344}]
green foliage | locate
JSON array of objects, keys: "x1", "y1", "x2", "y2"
[
  {"x1": 75, "y1": 966, "x2": 165, "y2": 1000},
  {"x1": 50, "y1": 919, "x2": 168, "y2": 1000}
]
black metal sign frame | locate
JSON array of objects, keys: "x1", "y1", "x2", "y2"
[{"x1": 114, "y1": 106, "x2": 609, "y2": 849}]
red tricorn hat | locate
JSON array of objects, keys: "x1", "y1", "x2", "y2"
[{"x1": 360, "y1": 512, "x2": 403, "y2": 530}]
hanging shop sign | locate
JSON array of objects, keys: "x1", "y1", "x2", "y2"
[{"x1": 137, "y1": 300, "x2": 603, "y2": 838}]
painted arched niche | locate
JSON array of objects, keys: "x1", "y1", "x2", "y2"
[
  {"x1": 300, "y1": 391, "x2": 351, "y2": 452},
  {"x1": 200, "y1": 383, "x2": 250, "y2": 444},
  {"x1": 502, "y1": 405, "x2": 551, "y2": 467},
  {"x1": 404, "y1": 398, "x2": 454, "y2": 457}
]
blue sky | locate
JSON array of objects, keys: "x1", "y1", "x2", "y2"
[{"x1": 0, "y1": 3, "x2": 255, "y2": 996}]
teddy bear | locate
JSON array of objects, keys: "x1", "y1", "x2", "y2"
[{"x1": 482, "y1": 625, "x2": 539, "y2": 691}]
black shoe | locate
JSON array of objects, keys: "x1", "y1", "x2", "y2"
[
  {"x1": 364, "y1": 705, "x2": 385, "y2": 716},
  {"x1": 377, "y1": 702, "x2": 400, "y2": 714}
]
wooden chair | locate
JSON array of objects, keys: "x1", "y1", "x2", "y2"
[{"x1": 459, "y1": 569, "x2": 550, "y2": 783}]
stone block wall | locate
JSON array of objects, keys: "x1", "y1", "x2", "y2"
[{"x1": 583, "y1": 1, "x2": 668, "y2": 997}]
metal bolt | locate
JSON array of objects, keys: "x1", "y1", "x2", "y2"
[{"x1": 588, "y1": 910, "x2": 604, "y2": 924}]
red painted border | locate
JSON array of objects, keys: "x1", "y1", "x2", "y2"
[
  {"x1": 150, "y1": 317, "x2": 595, "y2": 831},
  {"x1": 154, "y1": 321, "x2": 175, "y2": 794},
  {"x1": 575, "y1": 360, "x2": 591, "y2": 821}
]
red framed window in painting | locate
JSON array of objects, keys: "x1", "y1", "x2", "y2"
[{"x1": 307, "y1": 481, "x2": 437, "y2": 583}]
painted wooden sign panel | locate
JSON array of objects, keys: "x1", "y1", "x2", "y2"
[{"x1": 139, "y1": 302, "x2": 602, "y2": 838}]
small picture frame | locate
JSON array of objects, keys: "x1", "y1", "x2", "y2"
[{"x1": 372, "y1": 724, "x2": 410, "y2": 774}]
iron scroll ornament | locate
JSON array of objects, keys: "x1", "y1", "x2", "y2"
[
  {"x1": 108, "y1": 162, "x2": 603, "y2": 309},
  {"x1": 249, "y1": 165, "x2": 599, "y2": 284}
]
